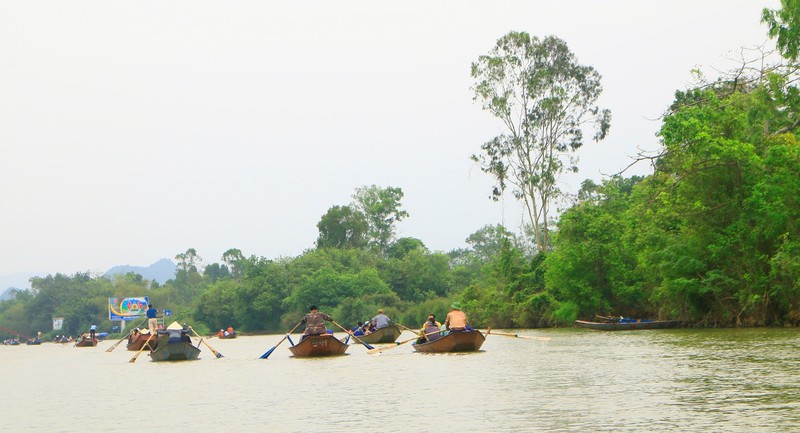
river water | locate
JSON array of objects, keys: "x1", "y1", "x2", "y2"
[{"x1": 0, "y1": 328, "x2": 797, "y2": 432}]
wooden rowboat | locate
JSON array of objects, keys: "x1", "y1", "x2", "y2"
[
  {"x1": 148, "y1": 321, "x2": 201, "y2": 361},
  {"x1": 126, "y1": 332, "x2": 157, "y2": 351},
  {"x1": 218, "y1": 332, "x2": 237, "y2": 339},
  {"x1": 574, "y1": 318, "x2": 682, "y2": 331},
  {"x1": 288, "y1": 335, "x2": 348, "y2": 357},
  {"x1": 149, "y1": 337, "x2": 201, "y2": 361},
  {"x1": 355, "y1": 324, "x2": 402, "y2": 344},
  {"x1": 75, "y1": 337, "x2": 98, "y2": 347},
  {"x1": 412, "y1": 330, "x2": 485, "y2": 353}
]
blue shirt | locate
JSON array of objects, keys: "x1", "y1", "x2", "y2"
[{"x1": 146, "y1": 307, "x2": 157, "y2": 319}]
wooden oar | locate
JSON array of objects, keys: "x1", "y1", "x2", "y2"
[
  {"x1": 106, "y1": 318, "x2": 149, "y2": 352},
  {"x1": 396, "y1": 323, "x2": 418, "y2": 333},
  {"x1": 366, "y1": 329, "x2": 442, "y2": 354},
  {"x1": 331, "y1": 320, "x2": 374, "y2": 350},
  {"x1": 485, "y1": 329, "x2": 551, "y2": 342},
  {"x1": 188, "y1": 326, "x2": 223, "y2": 358},
  {"x1": 260, "y1": 321, "x2": 303, "y2": 359},
  {"x1": 128, "y1": 333, "x2": 156, "y2": 363},
  {"x1": 106, "y1": 331, "x2": 132, "y2": 352}
]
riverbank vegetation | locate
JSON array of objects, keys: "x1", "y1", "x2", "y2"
[{"x1": 2, "y1": 2, "x2": 799, "y2": 339}]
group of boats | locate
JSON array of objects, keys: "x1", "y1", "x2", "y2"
[
  {"x1": 118, "y1": 321, "x2": 489, "y2": 360},
  {"x1": 284, "y1": 324, "x2": 486, "y2": 357},
  {"x1": 7, "y1": 314, "x2": 678, "y2": 361}
]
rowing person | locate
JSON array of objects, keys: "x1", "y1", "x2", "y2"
[
  {"x1": 300, "y1": 305, "x2": 334, "y2": 340},
  {"x1": 417, "y1": 314, "x2": 442, "y2": 343},
  {"x1": 444, "y1": 302, "x2": 468, "y2": 332}
]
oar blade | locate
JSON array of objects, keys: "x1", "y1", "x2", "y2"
[{"x1": 260, "y1": 346, "x2": 277, "y2": 359}]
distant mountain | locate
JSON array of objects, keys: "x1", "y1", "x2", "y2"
[
  {"x1": 0, "y1": 272, "x2": 40, "y2": 293},
  {"x1": 0, "y1": 287, "x2": 21, "y2": 301},
  {"x1": 104, "y1": 258, "x2": 176, "y2": 284}
]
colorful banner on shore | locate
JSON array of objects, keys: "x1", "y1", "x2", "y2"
[{"x1": 108, "y1": 297, "x2": 149, "y2": 321}]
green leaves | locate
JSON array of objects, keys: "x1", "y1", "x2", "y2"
[
  {"x1": 471, "y1": 32, "x2": 610, "y2": 252},
  {"x1": 762, "y1": 0, "x2": 800, "y2": 61}
]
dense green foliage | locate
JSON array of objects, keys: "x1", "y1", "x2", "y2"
[{"x1": 2, "y1": 5, "x2": 799, "y2": 339}]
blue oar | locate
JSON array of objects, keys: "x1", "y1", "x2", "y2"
[
  {"x1": 331, "y1": 320, "x2": 374, "y2": 350},
  {"x1": 260, "y1": 321, "x2": 303, "y2": 359}
]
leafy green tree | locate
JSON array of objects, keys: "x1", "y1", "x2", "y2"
[
  {"x1": 175, "y1": 248, "x2": 202, "y2": 273},
  {"x1": 545, "y1": 176, "x2": 644, "y2": 321},
  {"x1": 387, "y1": 237, "x2": 427, "y2": 260},
  {"x1": 352, "y1": 185, "x2": 409, "y2": 254},
  {"x1": 222, "y1": 248, "x2": 245, "y2": 278},
  {"x1": 172, "y1": 248, "x2": 206, "y2": 304},
  {"x1": 465, "y1": 224, "x2": 516, "y2": 263},
  {"x1": 204, "y1": 263, "x2": 230, "y2": 283},
  {"x1": 380, "y1": 250, "x2": 452, "y2": 302},
  {"x1": 195, "y1": 279, "x2": 239, "y2": 328},
  {"x1": 471, "y1": 32, "x2": 611, "y2": 252},
  {"x1": 316, "y1": 205, "x2": 369, "y2": 249},
  {"x1": 763, "y1": 0, "x2": 800, "y2": 61}
]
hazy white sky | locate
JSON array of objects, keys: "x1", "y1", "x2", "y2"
[{"x1": 0, "y1": 1, "x2": 779, "y2": 279}]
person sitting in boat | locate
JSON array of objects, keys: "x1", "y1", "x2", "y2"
[
  {"x1": 300, "y1": 305, "x2": 334, "y2": 340},
  {"x1": 444, "y1": 302, "x2": 468, "y2": 333},
  {"x1": 226, "y1": 326, "x2": 235, "y2": 336},
  {"x1": 372, "y1": 309, "x2": 391, "y2": 329},
  {"x1": 218, "y1": 329, "x2": 225, "y2": 338},
  {"x1": 361, "y1": 321, "x2": 373, "y2": 335},
  {"x1": 349, "y1": 322, "x2": 364, "y2": 336},
  {"x1": 180, "y1": 330, "x2": 192, "y2": 343},
  {"x1": 418, "y1": 314, "x2": 442, "y2": 343},
  {"x1": 129, "y1": 328, "x2": 140, "y2": 344}
]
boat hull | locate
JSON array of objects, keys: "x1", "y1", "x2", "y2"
[
  {"x1": 75, "y1": 338, "x2": 98, "y2": 347},
  {"x1": 574, "y1": 320, "x2": 682, "y2": 330},
  {"x1": 356, "y1": 324, "x2": 402, "y2": 344},
  {"x1": 126, "y1": 333, "x2": 158, "y2": 351},
  {"x1": 288, "y1": 335, "x2": 348, "y2": 357},
  {"x1": 149, "y1": 338, "x2": 201, "y2": 361},
  {"x1": 413, "y1": 330, "x2": 485, "y2": 353}
]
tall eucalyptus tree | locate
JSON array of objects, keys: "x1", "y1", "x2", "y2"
[{"x1": 471, "y1": 32, "x2": 611, "y2": 251}]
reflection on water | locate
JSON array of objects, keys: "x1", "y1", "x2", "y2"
[{"x1": 0, "y1": 328, "x2": 797, "y2": 432}]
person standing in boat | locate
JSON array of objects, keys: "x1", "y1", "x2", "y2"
[
  {"x1": 300, "y1": 305, "x2": 334, "y2": 340},
  {"x1": 444, "y1": 302, "x2": 468, "y2": 332},
  {"x1": 371, "y1": 309, "x2": 391, "y2": 330},
  {"x1": 146, "y1": 304, "x2": 158, "y2": 332},
  {"x1": 89, "y1": 324, "x2": 97, "y2": 339}
]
